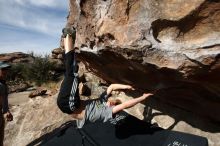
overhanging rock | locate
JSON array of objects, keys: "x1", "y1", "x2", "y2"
[{"x1": 63, "y1": 0, "x2": 220, "y2": 122}]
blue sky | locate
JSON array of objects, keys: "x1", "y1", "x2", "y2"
[{"x1": 0, "y1": 0, "x2": 68, "y2": 55}]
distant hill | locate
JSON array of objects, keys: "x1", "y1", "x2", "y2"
[{"x1": 0, "y1": 52, "x2": 34, "y2": 64}]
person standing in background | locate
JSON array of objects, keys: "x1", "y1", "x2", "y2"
[{"x1": 0, "y1": 61, "x2": 13, "y2": 146}]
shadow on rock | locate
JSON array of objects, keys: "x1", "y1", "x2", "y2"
[{"x1": 143, "y1": 93, "x2": 220, "y2": 133}]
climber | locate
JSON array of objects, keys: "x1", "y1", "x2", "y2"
[{"x1": 57, "y1": 26, "x2": 153, "y2": 128}]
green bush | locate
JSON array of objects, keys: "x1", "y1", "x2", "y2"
[
  {"x1": 24, "y1": 54, "x2": 56, "y2": 86},
  {"x1": 8, "y1": 53, "x2": 58, "y2": 86},
  {"x1": 7, "y1": 63, "x2": 25, "y2": 83}
]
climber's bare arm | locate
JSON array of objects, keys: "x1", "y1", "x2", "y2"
[
  {"x1": 112, "y1": 93, "x2": 153, "y2": 114},
  {"x1": 106, "y1": 84, "x2": 134, "y2": 95}
]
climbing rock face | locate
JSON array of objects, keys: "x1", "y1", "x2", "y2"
[{"x1": 65, "y1": 0, "x2": 220, "y2": 122}]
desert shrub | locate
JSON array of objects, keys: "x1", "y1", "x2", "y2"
[
  {"x1": 7, "y1": 53, "x2": 58, "y2": 86},
  {"x1": 7, "y1": 63, "x2": 25, "y2": 84},
  {"x1": 23, "y1": 54, "x2": 57, "y2": 86}
]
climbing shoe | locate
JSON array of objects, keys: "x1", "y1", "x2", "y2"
[
  {"x1": 62, "y1": 26, "x2": 76, "y2": 37},
  {"x1": 62, "y1": 26, "x2": 76, "y2": 44}
]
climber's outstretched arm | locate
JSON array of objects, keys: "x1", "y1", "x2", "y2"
[
  {"x1": 112, "y1": 93, "x2": 153, "y2": 114},
  {"x1": 106, "y1": 84, "x2": 134, "y2": 95}
]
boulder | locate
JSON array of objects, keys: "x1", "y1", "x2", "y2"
[
  {"x1": 51, "y1": 53, "x2": 58, "y2": 59},
  {"x1": 52, "y1": 48, "x2": 63, "y2": 55},
  {"x1": 66, "y1": 0, "x2": 220, "y2": 122},
  {"x1": 8, "y1": 83, "x2": 30, "y2": 93},
  {"x1": 0, "y1": 52, "x2": 34, "y2": 63},
  {"x1": 4, "y1": 94, "x2": 72, "y2": 146},
  {"x1": 78, "y1": 82, "x2": 91, "y2": 96},
  {"x1": 29, "y1": 88, "x2": 47, "y2": 98},
  {"x1": 57, "y1": 54, "x2": 63, "y2": 59}
]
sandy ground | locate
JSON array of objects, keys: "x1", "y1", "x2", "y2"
[{"x1": 8, "y1": 91, "x2": 31, "y2": 106}]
